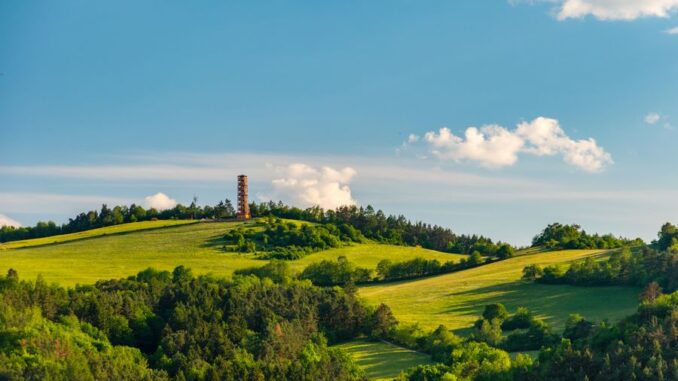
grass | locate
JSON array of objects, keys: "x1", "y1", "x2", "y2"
[
  {"x1": 336, "y1": 338, "x2": 433, "y2": 381},
  {"x1": 0, "y1": 220, "x2": 198, "y2": 250},
  {"x1": 0, "y1": 220, "x2": 465, "y2": 286},
  {"x1": 359, "y1": 250, "x2": 640, "y2": 333},
  {"x1": 289, "y1": 244, "x2": 467, "y2": 272}
]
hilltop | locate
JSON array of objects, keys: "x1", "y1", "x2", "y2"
[{"x1": 0, "y1": 219, "x2": 465, "y2": 286}]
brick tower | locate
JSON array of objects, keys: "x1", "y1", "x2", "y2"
[{"x1": 236, "y1": 175, "x2": 250, "y2": 220}]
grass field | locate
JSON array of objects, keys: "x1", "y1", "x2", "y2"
[
  {"x1": 336, "y1": 339, "x2": 433, "y2": 381},
  {"x1": 359, "y1": 250, "x2": 640, "y2": 333},
  {"x1": 0, "y1": 220, "x2": 198, "y2": 250},
  {"x1": 0, "y1": 220, "x2": 465, "y2": 286}
]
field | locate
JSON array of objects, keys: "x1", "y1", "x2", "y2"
[
  {"x1": 335, "y1": 339, "x2": 433, "y2": 381},
  {"x1": 359, "y1": 250, "x2": 640, "y2": 333},
  {"x1": 0, "y1": 220, "x2": 197, "y2": 250},
  {"x1": 0, "y1": 220, "x2": 465, "y2": 286}
]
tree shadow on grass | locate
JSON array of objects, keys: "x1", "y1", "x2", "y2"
[{"x1": 440, "y1": 281, "x2": 638, "y2": 332}]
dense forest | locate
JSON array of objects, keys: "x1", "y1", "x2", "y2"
[{"x1": 0, "y1": 267, "x2": 380, "y2": 380}]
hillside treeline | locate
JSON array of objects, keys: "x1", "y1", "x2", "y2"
[
  {"x1": 0, "y1": 201, "x2": 511, "y2": 257},
  {"x1": 524, "y1": 246, "x2": 678, "y2": 292},
  {"x1": 531, "y1": 222, "x2": 641, "y2": 250},
  {"x1": 249, "y1": 202, "x2": 509, "y2": 256},
  {"x1": 0, "y1": 200, "x2": 237, "y2": 243}
]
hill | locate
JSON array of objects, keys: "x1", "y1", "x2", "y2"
[
  {"x1": 358, "y1": 249, "x2": 639, "y2": 333},
  {"x1": 0, "y1": 220, "x2": 465, "y2": 286}
]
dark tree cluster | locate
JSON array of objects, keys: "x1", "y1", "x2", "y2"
[
  {"x1": 527, "y1": 291, "x2": 678, "y2": 381},
  {"x1": 471, "y1": 304, "x2": 558, "y2": 352},
  {"x1": 396, "y1": 291, "x2": 678, "y2": 381},
  {"x1": 299, "y1": 257, "x2": 372, "y2": 287},
  {"x1": 0, "y1": 267, "x2": 403, "y2": 381},
  {"x1": 0, "y1": 200, "x2": 236, "y2": 243},
  {"x1": 375, "y1": 252, "x2": 487, "y2": 282},
  {"x1": 524, "y1": 246, "x2": 678, "y2": 292},
  {"x1": 222, "y1": 218, "x2": 364, "y2": 259},
  {"x1": 531, "y1": 223, "x2": 639, "y2": 250},
  {"x1": 248, "y1": 202, "x2": 512, "y2": 256}
]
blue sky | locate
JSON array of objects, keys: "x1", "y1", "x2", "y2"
[{"x1": 1, "y1": 0, "x2": 678, "y2": 245}]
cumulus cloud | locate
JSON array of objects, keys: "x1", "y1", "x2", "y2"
[
  {"x1": 555, "y1": 0, "x2": 678, "y2": 20},
  {"x1": 144, "y1": 192, "x2": 177, "y2": 211},
  {"x1": 645, "y1": 112, "x2": 661, "y2": 124},
  {"x1": 667, "y1": 26, "x2": 678, "y2": 33},
  {"x1": 267, "y1": 163, "x2": 357, "y2": 209},
  {"x1": 425, "y1": 125, "x2": 524, "y2": 168},
  {"x1": 0, "y1": 214, "x2": 22, "y2": 228},
  {"x1": 421, "y1": 117, "x2": 613, "y2": 172}
]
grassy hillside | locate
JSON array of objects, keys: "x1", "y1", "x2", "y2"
[
  {"x1": 359, "y1": 249, "x2": 639, "y2": 333},
  {"x1": 0, "y1": 220, "x2": 465, "y2": 286},
  {"x1": 336, "y1": 339, "x2": 433, "y2": 381},
  {"x1": 0, "y1": 219, "x2": 197, "y2": 250}
]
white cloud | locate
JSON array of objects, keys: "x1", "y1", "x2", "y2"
[
  {"x1": 666, "y1": 26, "x2": 678, "y2": 33},
  {"x1": 407, "y1": 134, "x2": 420, "y2": 143},
  {"x1": 425, "y1": 125, "x2": 525, "y2": 168},
  {"x1": 420, "y1": 117, "x2": 613, "y2": 173},
  {"x1": 144, "y1": 193, "x2": 177, "y2": 211},
  {"x1": 0, "y1": 214, "x2": 22, "y2": 228},
  {"x1": 555, "y1": 0, "x2": 678, "y2": 21},
  {"x1": 645, "y1": 112, "x2": 661, "y2": 124},
  {"x1": 267, "y1": 163, "x2": 357, "y2": 209}
]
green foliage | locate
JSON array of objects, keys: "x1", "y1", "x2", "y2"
[
  {"x1": 482, "y1": 303, "x2": 508, "y2": 321},
  {"x1": 530, "y1": 292, "x2": 678, "y2": 380},
  {"x1": 233, "y1": 260, "x2": 294, "y2": 284},
  {"x1": 299, "y1": 257, "x2": 372, "y2": 287},
  {"x1": 532, "y1": 223, "x2": 637, "y2": 250},
  {"x1": 0, "y1": 305, "x2": 165, "y2": 381},
  {"x1": 248, "y1": 202, "x2": 512, "y2": 256},
  {"x1": 223, "y1": 218, "x2": 364, "y2": 259},
  {"x1": 0, "y1": 268, "x2": 371, "y2": 381},
  {"x1": 0, "y1": 200, "x2": 236, "y2": 244},
  {"x1": 527, "y1": 246, "x2": 678, "y2": 292}
]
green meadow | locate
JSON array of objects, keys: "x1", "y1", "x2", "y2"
[
  {"x1": 335, "y1": 339, "x2": 433, "y2": 381},
  {"x1": 0, "y1": 220, "x2": 464, "y2": 286},
  {"x1": 358, "y1": 249, "x2": 640, "y2": 332}
]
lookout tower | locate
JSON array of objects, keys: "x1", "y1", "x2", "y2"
[{"x1": 236, "y1": 175, "x2": 250, "y2": 220}]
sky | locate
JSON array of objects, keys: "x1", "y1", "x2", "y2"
[{"x1": 1, "y1": 0, "x2": 678, "y2": 245}]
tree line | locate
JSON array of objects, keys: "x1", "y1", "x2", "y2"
[
  {"x1": 531, "y1": 222, "x2": 641, "y2": 250},
  {"x1": 523, "y1": 246, "x2": 678, "y2": 292},
  {"x1": 0, "y1": 200, "x2": 237, "y2": 243}
]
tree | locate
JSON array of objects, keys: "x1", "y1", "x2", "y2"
[
  {"x1": 369, "y1": 304, "x2": 397, "y2": 338},
  {"x1": 640, "y1": 281, "x2": 662, "y2": 303},
  {"x1": 522, "y1": 264, "x2": 543, "y2": 281},
  {"x1": 482, "y1": 303, "x2": 508, "y2": 321},
  {"x1": 496, "y1": 244, "x2": 515, "y2": 259}
]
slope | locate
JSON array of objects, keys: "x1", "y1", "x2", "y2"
[
  {"x1": 0, "y1": 220, "x2": 465, "y2": 286},
  {"x1": 359, "y1": 250, "x2": 639, "y2": 332}
]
